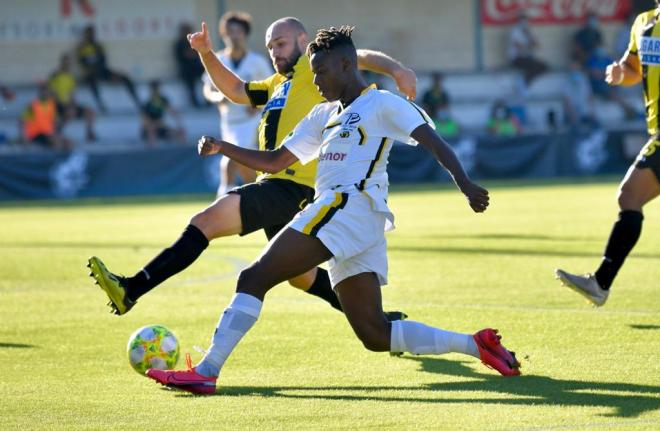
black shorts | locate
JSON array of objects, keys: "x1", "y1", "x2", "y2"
[
  {"x1": 229, "y1": 178, "x2": 315, "y2": 240},
  {"x1": 635, "y1": 135, "x2": 660, "y2": 181}
]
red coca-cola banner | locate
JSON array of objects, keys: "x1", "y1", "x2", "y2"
[{"x1": 481, "y1": 0, "x2": 633, "y2": 25}]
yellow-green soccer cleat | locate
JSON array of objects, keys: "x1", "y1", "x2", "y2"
[{"x1": 87, "y1": 256, "x2": 135, "y2": 315}]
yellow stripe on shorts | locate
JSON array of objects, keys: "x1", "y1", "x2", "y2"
[{"x1": 302, "y1": 192, "x2": 344, "y2": 235}]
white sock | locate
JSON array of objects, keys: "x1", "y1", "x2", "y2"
[
  {"x1": 196, "y1": 293, "x2": 262, "y2": 377},
  {"x1": 390, "y1": 320, "x2": 480, "y2": 359}
]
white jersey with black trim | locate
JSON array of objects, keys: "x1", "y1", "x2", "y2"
[{"x1": 283, "y1": 85, "x2": 433, "y2": 229}]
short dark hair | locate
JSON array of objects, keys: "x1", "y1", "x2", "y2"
[
  {"x1": 306, "y1": 26, "x2": 356, "y2": 57},
  {"x1": 220, "y1": 11, "x2": 252, "y2": 36}
]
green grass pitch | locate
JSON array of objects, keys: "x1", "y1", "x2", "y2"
[{"x1": 1, "y1": 178, "x2": 659, "y2": 430}]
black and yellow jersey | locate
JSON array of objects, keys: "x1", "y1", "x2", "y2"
[
  {"x1": 244, "y1": 54, "x2": 322, "y2": 188},
  {"x1": 629, "y1": 9, "x2": 660, "y2": 135}
]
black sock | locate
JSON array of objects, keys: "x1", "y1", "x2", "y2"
[
  {"x1": 306, "y1": 268, "x2": 342, "y2": 312},
  {"x1": 594, "y1": 210, "x2": 643, "y2": 290},
  {"x1": 126, "y1": 224, "x2": 209, "y2": 301}
]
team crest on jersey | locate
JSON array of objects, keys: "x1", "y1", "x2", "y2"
[
  {"x1": 340, "y1": 131, "x2": 350, "y2": 138},
  {"x1": 344, "y1": 113, "x2": 361, "y2": 125},
  {"x1": 640, "y1": 37, "x2": 660, "y2": 65},
  {"x1": 263, "y1": 80, "x2": 291, "y2": 112}
]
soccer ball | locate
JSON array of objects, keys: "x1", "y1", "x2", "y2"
[{"x1": 126, "y1": 325, "x2": 179, "y2": 375}]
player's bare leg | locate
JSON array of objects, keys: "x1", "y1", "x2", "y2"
[{"x1": 334, "y1": 273, "x2": 520, "y2": 376}]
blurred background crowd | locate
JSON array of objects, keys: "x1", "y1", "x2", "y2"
[{"x1": 0, "y1": 0, "x2": 656, "y2": 199}]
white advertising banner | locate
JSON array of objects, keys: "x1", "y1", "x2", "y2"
[{"x1": 0, "y1": 0, "x2": 195, "y2": 42}]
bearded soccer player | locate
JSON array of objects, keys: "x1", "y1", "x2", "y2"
[
  {"x1": 146, "y1": 26, "x2": 520, "y2": 395},
  {"x1": 87, "y1": 18, "x2": 415, "y2": 320},
  {"x1": 555, "y1": 3, "x2": 660, "y2": 306}
]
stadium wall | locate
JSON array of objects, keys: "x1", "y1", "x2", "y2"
[
  {"x1": 0, "y1": 132, "x2": 642, "y2": 200},
  {"x1": 0, "y1": 0, "x2": 634, "y2": 84}
]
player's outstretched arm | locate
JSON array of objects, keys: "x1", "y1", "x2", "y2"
[
  {"x1": 356, "y1": 49, "x2": 417, "y2": 100},
  {"x1": 188, "y1": 22, "x2": 250, "y2": 105},
  {"x1": 411, "y1": 124, "x2": 489, "y2": 213},
  {"x1": 198, "y1": 135, "x2": 298, "y2": 173}
]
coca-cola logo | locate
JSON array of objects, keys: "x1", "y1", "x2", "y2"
[{"x1": 482, "y1": 0, "x2": 632, "y2": 25}]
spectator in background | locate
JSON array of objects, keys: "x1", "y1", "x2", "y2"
[
  {"x1": 48, "y1": 54, "x2": 97, "y2": 142},
  {"x1": 141, "y1": 80, "x2": 185, "y2": 147},
  {"x1": 174, "y1": 22, "x2": 205, "y2": 108},
  {"x1": 572, "y1": 12, "x2": 604, "y2": 65},
  {"x1": 487, "y1": 99, "x2": 521, "y2": 136},
  {"x1": 507, "y1": 12, "x2": 548, "y2": 84},
  {"x1": 585, "y1": 46, "x2": 637, "y2": 118},
  {"x1": 0, "y1": 84, "x2": 15, "y2": 102},
  {"x1": 202, "y1": 11, "x2": 272, "y2": 196},
  {"x1": 19, "y1": 84, "x2": 71, "y2": 151},
  {"x1": 76, "y1": 25, "x2": 140, "y2": 113},
  {"x1": 434, "y1": 108, "x2": 460, "y2": 138},
  {"x1": 614, "y1": 12, "x2": 636, "y2": 58},
  {"x1": 562, "y1": 60, "x2": 596, "y2": 130},
  {"x1": 421, "y1": 72, "x2": 450, "y2": 116}
]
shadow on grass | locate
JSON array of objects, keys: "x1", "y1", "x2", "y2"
[
  {"x1": 0, "y1": 342, "x2": 37, "y2": 349},
  {"x1": 629, "y1": 324, "x2": 660, "y2": 330},
  {"x1": 174, "y1": 357, "x2": 660, "y2": 418}
]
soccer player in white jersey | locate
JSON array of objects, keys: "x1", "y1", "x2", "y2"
[
  {"x1": 147, "y1": 27, "x2": 521, "y2": 395},
  {"x1": 203, "y1": 11, "x2": 272, "y2": 195}
]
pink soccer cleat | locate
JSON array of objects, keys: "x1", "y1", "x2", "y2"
[
  {"x1": 146, "y1": 354, "x2": 217, "y2": 395},
  {"x1": 473, "y1": 328, "x2": 521, "y2": 376}
]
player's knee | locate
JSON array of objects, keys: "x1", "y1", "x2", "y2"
[
  {"x1": 236, "y1": 264, "x2": 272, "y2": 296},
  {"x1": 353, "y1": 321, "x2": 389, "y2": 352},
  {"x1": 617, "y1": 186, "x2": 642, "y2": 210}
]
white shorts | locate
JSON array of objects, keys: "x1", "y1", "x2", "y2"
[
  {"x1": 288, "y1": 190, "x2": 388, "y2": 287},
  {"x1": 221, "y1": 115, "x2": 260, "y2": 150}
]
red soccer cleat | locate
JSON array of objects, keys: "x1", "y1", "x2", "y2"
[
  {"x1": 473, "y1": 328, "x2": 521, "y2": 376},
  {"x1": 146, "y1": 354, "x2": 217, "y2": 395}
]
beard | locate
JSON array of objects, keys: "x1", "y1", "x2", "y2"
[{"x1": 274, "y1": 45, "x2": 302, "y2": 74}]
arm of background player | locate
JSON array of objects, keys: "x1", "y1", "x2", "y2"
[
  {"x1": 356, "y1": 49, "x2": 417, "y2": 99},
  {"x1": 411, "y1": 124, "x2": 489, "y2": 213},
  {"x1": 606, "y1": 50, "x2": 642, "y2": 87},
  {"x1": 188, "y1": 22, "x2": 250, "y2": 105},
  {"x1": 197, "y1": 135, "x2": 298, "y2": 173}
]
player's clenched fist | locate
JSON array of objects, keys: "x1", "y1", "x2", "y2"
[
  {"x1": 187, "y1": 22, "x2": 213, "y2": 55},
  {"x1": 605, "y1": 61, "x2": 624, "y2": 85},
  {"x1": 198, "y1": 135, "x2": 222, "y2": 156},
  {"x1": 460, "y1": 181, "x2": 490, "y2": 213}
]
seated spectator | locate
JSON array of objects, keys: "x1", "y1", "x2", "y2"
[
  {"x1": 487, "y1": 100, "x2": 521, "y2": 136},
  {"x1": 141, "y1": 80, "x2": 185, "y2": 147},
  {"x1": 19, "y1": 84, "x2": 71, "y2": 151},
  {"x1": 433, "y1": 108, "x2": 460, "y2": 139},
  {"x1": 76, "y1": 25, "x2": 140, "y2": 112},
  {"x1": 48, "y1": 54, "x2": 97, "y2": 142},
  {"x1": 1, "y1": 84, "x2": 15, "y2": 102},
  {"x1": 507, "y1": 12, "x2": 548, "y2": 84},
  {"x1": 572, "y1": 12, "x2": 603, "y2": 65},
  {"x1": 421, "y1": 72, "x2": 450, "y2": 115},
  {"x1": 562, "y1": 60, "x2": 597, "y2": 130},
  {"x1": 174, "y1": 22, "x2": 205, "y2": 108},
  {"x1": 613, "y1": 12, "x2": 635, "y2": 58},
  {"x1": 585, "y1": 46, "x2": 636, "y2": 117}
]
